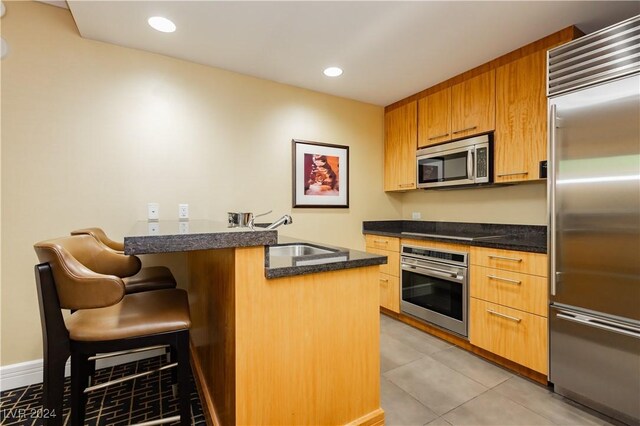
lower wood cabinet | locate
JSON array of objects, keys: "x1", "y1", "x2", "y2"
[
  {"x1": 379, "y1": 273, "x2": 400, "y2": 313},
  {"x1": 470, "y1": 266, "x2": 547, "y2": 317},
  {"x1": 470, "y1": 298, "x2": 548, "y2": 374},
  {"x1": 365, "y1": 236, "x2": 400, "y2": 313},
  {"x1": 470, "y1": 246, "x2": 548, "y2": 375},
  {"x1": 366, "y1": 247, "x2": 399, "y2": 277}
]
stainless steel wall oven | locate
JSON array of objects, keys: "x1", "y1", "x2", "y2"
[{"x1": 400, "y1": 245, "x2": 469, "y2": 337}]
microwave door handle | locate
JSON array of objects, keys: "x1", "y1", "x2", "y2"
[{"x1": 467, "y1": 148, "x2": 474, "y2": 180}]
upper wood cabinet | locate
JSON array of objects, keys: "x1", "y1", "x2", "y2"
[
  {"x1": 451, "y1": 70, "x2": 496, "y2": 139},
  {"x1": 495, "y1": 50, "x2": 547, "y2": 183},
  {"x1": 418, "y1": 71, "x2": 495, "y2": 148},
  {"x1": 417, "y1": 88, "x2": 451, "y2": 147},
  {"x1": 384, "y1": 101, "x2": 417, "y2": 191}
]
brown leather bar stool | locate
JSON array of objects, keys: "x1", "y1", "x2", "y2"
[
  {"x1": 70, "y1": 227, "x2": 176, "y2": 294},
  {"x1": 34, "y1": 235, "x2": 192, "y2": 426}
]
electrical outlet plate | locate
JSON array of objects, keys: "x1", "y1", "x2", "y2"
[
  {"x1": 148, "y1": 222, "x2": 160, "y2": 234},
  {"x1": 148, "y1": 203, "x2": 159, "y2": 221},
  {"x1": 412, "y1": 212, "x2": 421, "y2": 220},
  {"x1": 178, "y1": 204, "x2": 189, "y2": 220}
]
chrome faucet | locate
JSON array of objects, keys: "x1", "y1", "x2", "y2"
[{"x1": 264, "y1": 214, "x2": 293, "y2": 230}]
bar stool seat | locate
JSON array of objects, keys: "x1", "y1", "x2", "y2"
[
  {"x1": 71, "y1": 227, "x2": 176, "y2": 294},
  {"x1": 122, "y1": 266, "x2": 177, "y2": 294},
  {"x1": 66, "y1": 289, "x2": 191, "y2": 341}
]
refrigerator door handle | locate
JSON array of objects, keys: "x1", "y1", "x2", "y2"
[
  {"x1": 556, "y1": 312, "x2": 640, "y2": 339},
  {"x1": 549, "y1": 103, "x2": 558, "y2": 296}
]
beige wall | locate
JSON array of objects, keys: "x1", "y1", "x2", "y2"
[
  {"x1": 399, "y1": 182, "x2": 547, "y2": 224},
  {"x1": 0, "y1": 2, "x2": 402, "y2": 365},
  {"x1": 1, "y1": 2, "x2": 547, "y2": 367}
]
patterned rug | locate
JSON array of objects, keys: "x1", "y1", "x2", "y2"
[{"x1": 0, "y1": 355, "x2": 205, "y2": 425}]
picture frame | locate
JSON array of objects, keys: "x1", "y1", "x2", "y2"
[{"x1": 292, "y1": 139, "x2": 349, "y2": 208}]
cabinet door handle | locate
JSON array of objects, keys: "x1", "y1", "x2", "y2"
[
  {"x1": 497, "y1": 171, "x2": 529, "y2": 177},
  {"x1": 487, "y1": 309, "x2": 521, "y2": 323},
  {"x1": 488, "y1": 255, "x2": 523, "y2": 262},
  {"x1": 379, "y1": 278, "x2": 389, "y2": 283},
  {"x1": 487, "y1": 275, "x2": 522, "y2": 285},
  {"x1": 373, "y1": 240, "x2": 388, "y2": 244},
  {"x1": 452, "y1": 126, "x2": 478, "y2": 134},
  {"x1": 398, "y1": 183, "x2": 414, "y2": 188},
  {"x1": 428, "y1": 133, "x2": 449, "y2": 140}
]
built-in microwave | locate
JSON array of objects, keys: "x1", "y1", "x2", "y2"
[{"x1": 416, "y1": 134, "x2": 492, "y2": 189}]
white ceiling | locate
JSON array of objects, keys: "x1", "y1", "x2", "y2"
[{"x1": 65, "y1": 1, "x2": 639, "y2": 106}]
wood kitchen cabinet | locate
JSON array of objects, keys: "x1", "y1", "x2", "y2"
[
  {"x1": 417, "y1": 71, "x2": 495, "y2": 148},
  {"x1": 495, "y1": 50, "x2": 547, "y2": 183},
  {"x1": 365, "y1": 235, "x2": 400, "y2": 312},
  {"x1": 450, "y1": 70, "x2": 496, "y2": 139},
  {"x1": 417, "y1": 87, "x2": 452, "y2": 147},
  {"x1": 384, "y1": 101, "x2": 417, "y2": 191},
  {"x1": 469, "y1": 246, "x2": 549, "y2": 374},
  {"x1": 470, "y1": 298, "x2": 547, "y2": 374}
]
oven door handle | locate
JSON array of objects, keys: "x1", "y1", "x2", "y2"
[{"x1": 402, "y1": 264, "x2": 463, "y2": 281}]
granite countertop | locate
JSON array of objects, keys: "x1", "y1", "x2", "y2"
[
  {"x1": 363, "y1": 220, "x2": 547, "y2": 253},
  {"x1": 124, "y1": 220, "x2": 387, "y2": 278},
  {"x1": 265, "y1": 235, "x2": 387, "y2": 279},
  {"x1": 124, "y1": 220, "x2": 278, "y2": 255}
]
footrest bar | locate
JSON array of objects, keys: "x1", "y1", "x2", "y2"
[
  {"x1": 88, "y1": 344, "x2": 169, "y2": 361},
  {"x1": 84, "y1": 362, "x2": 177, "y2": 393},
  {"x1": 130, "y1": 415, "x2": 181, "y2": 426}
]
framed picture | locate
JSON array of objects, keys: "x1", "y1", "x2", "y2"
[{"x1": 292, "y1": 139, "x2": 349, "y2": 208}]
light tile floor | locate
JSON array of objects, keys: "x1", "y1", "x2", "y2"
[{"x1": 380, "y1": 314, "x2": 623, "y2": 426}]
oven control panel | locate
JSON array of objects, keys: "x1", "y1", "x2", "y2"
[{"x1": 401, "y1": 245, "x2": 468, "y2": 266}]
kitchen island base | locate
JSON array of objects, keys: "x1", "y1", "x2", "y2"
[{"x1": 188, "y1": 246, "x2": 383, "y2": 426}]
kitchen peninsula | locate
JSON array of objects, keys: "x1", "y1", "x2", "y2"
[{"x1": 125, "y1": 221, "x2": 387, "y2": 426}]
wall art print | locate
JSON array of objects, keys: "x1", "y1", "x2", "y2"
[{"x1": 292, "y1": 139, "x2": 349, "y2": 208}]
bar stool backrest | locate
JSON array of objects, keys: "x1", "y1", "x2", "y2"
[
  {"x1": 71, "y1": 227, "x2": 125, "y2": 252},
  {"x1": 34, "y1": 235, "x2": 130, "y2": 310}
]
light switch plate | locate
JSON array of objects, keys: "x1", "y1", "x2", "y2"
[{"x1": 178, "y1": 204, "x2": 189, "y2": 220}]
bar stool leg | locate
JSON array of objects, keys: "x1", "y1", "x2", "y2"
[
  {"x1": 176, "y1": 331, "x2": 191, "y2": 426},
  {"x1": 70, "y1": 352, "x2": 89, "y2": 426},
  {"x1": 42, "y1": 344, "x2": 68, "y2": 426}
]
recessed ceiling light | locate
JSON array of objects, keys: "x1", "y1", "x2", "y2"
[
  {"x1": 323, "y1": 67, "x2": 343, "y2": 77},
  {"x1": 148, "y1": 16, "x2": 176, "y2": 33}
]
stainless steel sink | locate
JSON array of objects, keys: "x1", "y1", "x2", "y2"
[{"x1": 269, "y1": 243, "x2": 336, "y2": 257}]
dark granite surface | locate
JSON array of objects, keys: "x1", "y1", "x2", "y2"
[
  {"x1": 124, "y1": 221, "x2": 387, "y2": 278},
  {"x1": 266, "y1": 236, "x2": 387, "y2": 279},
  {"x1": 363, "y1": 220, "x2": 547, "y2": 253},
  {"x1": 124, "y1": 220, "x2": 278, "y2": 255}
]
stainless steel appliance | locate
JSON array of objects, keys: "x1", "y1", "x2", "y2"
[
  {"x1": 400, "y1": 245, "x2": 468, "y2": 336},
  {"x1": 416, "y1": 134, "x2": 492, "y2": 189},
  {"x1": 548, "y1": 15, "x2": 640, "y2": 425}
]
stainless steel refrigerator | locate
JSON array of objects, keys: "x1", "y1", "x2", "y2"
[{"x1": 548, "y1": 16, "x2": 640, "y2": 425}]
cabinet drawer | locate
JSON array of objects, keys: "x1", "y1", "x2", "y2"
[
  {"x1": 470, "y1": 246, "x2": 547, "y2": 277},
  {"x1": 470, "y1": 298, "x2": 547, "y2": 374},
  {"x1": 365, "y1": 235, "x2": 400, "y2": 252},
  {"x1": 379, "y1": 273, "x2": 400, "y2": 313},
  {"x1": 366, "y1": 247, "x2": 399, "y2": 277},
  {"x1": 471, "y1": 266, "x2": 547, "y2": 316}
]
